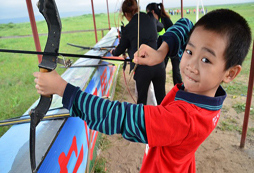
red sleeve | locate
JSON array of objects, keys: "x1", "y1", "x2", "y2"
[{"x1": 144, "y1": 101, "x2": 193, "y2": 147}]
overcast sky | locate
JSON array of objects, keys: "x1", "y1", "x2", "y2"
[{"x1": 0, "y1": 0, "x2": 253, "y2": 20}]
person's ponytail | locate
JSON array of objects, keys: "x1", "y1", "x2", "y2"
[{"x1": 158, "y1": 3, "x2": 170, "y2": 18}]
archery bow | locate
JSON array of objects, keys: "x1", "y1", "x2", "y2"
[
  {"x1": 67, "y1": 43, "x2": 116, "y2": 50},
  {"x1": 29, "y1": 0, "x2": 61, "y2": 172}
]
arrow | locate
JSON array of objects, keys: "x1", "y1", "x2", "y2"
[
  {"x1": 0, "y1": 48, "x2": 129, "y2": 62},
  {"x1": 59, "y1": 63, "x2": 115, "y2": 68}
]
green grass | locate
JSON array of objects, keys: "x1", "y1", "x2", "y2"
[
  {"x1": 218, "y1": 117, "x2": 254, "y2": 138},
  {"x1": 92, "y1": 157, "x2": 107, "y2": 173},
  {"x1": 89, "y1": 134, "x2": 111, "y2": 173},
  {"x1": 218, "y1": 120, "x2": 242, "y2": 133}
]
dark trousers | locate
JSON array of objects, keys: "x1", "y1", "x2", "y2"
[
  {"x1": 158, "y1": 36, "x2": 182, "y2": 85},
  {"x1": 134, "y1": 63, "x2": 166, "y2": 105},
  {"x1": 164, "y1": 56, "x2": 182, "y2": 85}
]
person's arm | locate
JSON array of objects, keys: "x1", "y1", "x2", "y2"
[
  {"x1": 33, "y1": 70, "x2": 148, "y2": 143},
  {"x1": 161, "y1": 18, "x2": 193, "y2": 59},
  {"x1": 156, "y1": 19, "x2": 164, "y2": 32},
  {"x1": 111, "y1": 28, "x2": 130, "y2": 56},
  {"x1": 162, "y1": 17, "x2": 173, "y2": 31},
  {"x1": 134, "y1": 18, "x2": 193, "y2": 66},
  {"x1": 64, "y1": 83, "x2": 147, "y2": 143}
]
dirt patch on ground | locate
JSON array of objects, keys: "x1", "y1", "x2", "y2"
[{"x1": 97, "y1": 63, "x2": 254, "y2": 173}]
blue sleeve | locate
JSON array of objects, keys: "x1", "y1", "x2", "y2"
[
  {"x1": 62, "y1": 83, "x2": 148, "y2": 143},
  {"x1": 161, "y1": 18, "x2": 194, "y2": 59}
]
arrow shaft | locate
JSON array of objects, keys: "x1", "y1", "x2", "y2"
[{"x1": 0, "y1": 48, "x2": 129, "y2": 62}]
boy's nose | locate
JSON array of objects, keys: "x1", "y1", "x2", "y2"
[{"x1": 187, "y1": 59, "x2": 199, "y2": 74}]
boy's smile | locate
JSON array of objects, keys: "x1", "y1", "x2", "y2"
[{"x1": 180, "y1": 26, "x2": 230, "y2": 97}]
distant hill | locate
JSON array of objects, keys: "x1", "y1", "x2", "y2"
[
  {"x1": 0, "y1": 15, "x2": 44, "y2": 24},
  {"x1": 0, "y1": 11, "x2": 87, "y2": 24}
]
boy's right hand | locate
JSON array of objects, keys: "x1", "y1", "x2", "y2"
[
  {"x1": 133, "y1": 44, "x2": 156, "y2": 66},
  {"x1": 134, "y1": 43, "x2": 169, "y2": 66},
  {"x1": 33, "y1": 70, "x2": 67, "y2": 97}
]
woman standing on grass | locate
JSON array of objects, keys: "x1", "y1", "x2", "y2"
[
  {"x1": 110, "y1": 0, "x2": 166, "y2": 105},
  {"x1": 146, "y1": 2, "x2": 182, "y2": 85}
]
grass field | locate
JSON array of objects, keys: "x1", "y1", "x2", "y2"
[{"x1": 0, "y1": 2, "x2": 253, "y2": 138}]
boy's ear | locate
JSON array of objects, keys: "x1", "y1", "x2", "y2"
[{"x1": 223, "y1": 65, "x2": 242, "y2": 83}]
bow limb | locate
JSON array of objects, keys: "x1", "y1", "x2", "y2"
[{"x1": 29, "y1": 0, "x2": 61, "y2": 172}]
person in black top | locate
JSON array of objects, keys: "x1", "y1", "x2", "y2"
[
  {"x1": 147, "y1": 11, "x2": 164, "y2": 34},
  {"x1": 146, "y1": 3, "x2": 173, "y2": 32},
  {"x1": 146, "y1": 2, "x2": 182, "y2": 85},
  {"x1": 110, "y1": 0, "x2": 165, "y2": 105}
]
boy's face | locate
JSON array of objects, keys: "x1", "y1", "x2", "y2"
[{"x1": 180, "y1": 26, "x2": 232, "y2": 97}]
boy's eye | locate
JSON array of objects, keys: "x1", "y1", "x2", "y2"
[
  {"x1": 201, "y1": 57, "x2": 210, "y2": 63},
  {"x1": 185, "y1": 49, "x2": 192, "y2": 55}
]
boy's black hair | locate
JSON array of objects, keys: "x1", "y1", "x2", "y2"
[{"x1": 193, "y1": 9, "x2": 252, "y2": 70}]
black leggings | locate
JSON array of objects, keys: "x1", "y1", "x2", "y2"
[
  {"x1": 164, "y1": 56, "x2": 182, "y2": 85},
  {"x1": 134, "y1": 63, "x2": 166, "y2": 105},
  {"x1": 158, "y1": 35, "x2": 182, "y2": 85}
]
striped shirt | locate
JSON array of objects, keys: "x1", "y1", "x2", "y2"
[{"x1": 161, "y1": 18, "x2": 194, "y2": 59}]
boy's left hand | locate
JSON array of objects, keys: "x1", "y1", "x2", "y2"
[
  {"x1": 33, "y1": 70, "x2": 67, "y2": 97},
  {"x1": 110, "y1": 49, "x2": 114, "y2": 55}
]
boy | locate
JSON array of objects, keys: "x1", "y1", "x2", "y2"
[{"x1": 34, "y1": 9, "x2": 251, "y2": 172}]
